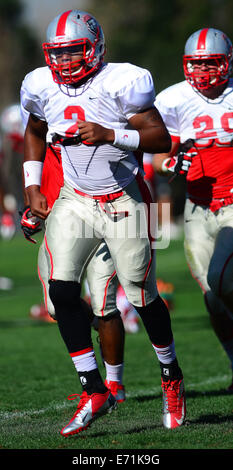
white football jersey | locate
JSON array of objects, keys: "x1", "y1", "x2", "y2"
[
  {"x1": 155, "y1": 78, "x2": 233, "y2": 145},
  {"x1": 20, "y1": 62, "x2": 155, "y2": 195},
  {"x1": 155, "y1": 79, "x2": 233, "y2": 201}
]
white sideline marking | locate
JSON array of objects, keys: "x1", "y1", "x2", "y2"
[{"x1": 0, "y1": 374, "x2": 230, "y2": 421}]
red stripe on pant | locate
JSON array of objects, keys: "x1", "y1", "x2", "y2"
[
  {"x1": 101, "y1": 270, "x2": 117, "y2": 316},
  {"x1": 44, "y1": 235, "x2": 54, "y2": 280},
  {"x1": 37, "y1": 265, "x2": 48, "y2": 312},
  {"x1": 136, "y1": 173, "x2": 155, "y2": 246},
  {"x1": 136, "y1": 173, "x2": 155, "y2": 306}
]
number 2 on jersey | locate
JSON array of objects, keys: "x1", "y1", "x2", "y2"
[
  {"x1": 64, "y1": 105, "x2": 93, "y2": 145},
  {"x1": 64, "y1": 106, "x2": 85, "y2": 138}
]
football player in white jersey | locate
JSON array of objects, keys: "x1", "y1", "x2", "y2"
[
  {"x1": 20, "y1": 103, "x2": 127, "y2": 402},
  {"x1": 154, "y1": 27, "x2": 233, "y2": 391},
  {"x1": 21, "y1": 10, "x2": 186, "y2": 435}
]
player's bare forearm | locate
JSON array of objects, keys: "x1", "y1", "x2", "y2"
[
  {"x1": 23, "y1": 114, "x2": 50, "y2": 219},
  {"x1": 77, "y1": 108, "x2": 171, "y2": 153},
  {"x1": 22, "y1": 157, "x2": 49, "y2": 219},
  {"x1": 129, "y1": 107, "x2": 171, "y2": 154},
  {"x1": 24, "y1": 114, "x2": 48, "y2": 163}
]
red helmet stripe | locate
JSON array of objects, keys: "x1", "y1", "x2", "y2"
[
  {"x1": 56, "y1": 10, "x2": 72, "y2": 36},
  {"x1": 197, "y1": 28, "x2": 209, "y2": 50}
]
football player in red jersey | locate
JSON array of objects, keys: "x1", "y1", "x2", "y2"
[{"x1": 154, "y1": 28, "x2": 233, "y2": 391}]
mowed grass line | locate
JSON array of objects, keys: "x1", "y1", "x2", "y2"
[
  {"x1": 0, "y1": 234, "x2": 233, "y2": 450},
  {"x1": 0, "y1": 373, "x2": 230, "y2": 420}
]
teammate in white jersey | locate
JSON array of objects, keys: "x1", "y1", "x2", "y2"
[
  {"x1": 21, "y1": 9, "x2": 186, "y2": 435},
  {"x1": 20, "y1": 101, "x2": 127, "y2": 402},
  {"x1": 154, "y1": 27, "x2": 233, "y2": 391}
]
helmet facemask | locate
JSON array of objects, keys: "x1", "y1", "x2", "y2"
[
  {"x1": 183, "y1": 28, "x2": 233, "y2": 92},
  {"x1": 43, "y1": 38, "x2": 103, "y2": 85},
  {"x1": 183, "y1": 54, "x2": 230, "y2": 90}
]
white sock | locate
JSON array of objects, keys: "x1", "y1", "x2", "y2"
[
  {"x1": 104, "y1": 361, "x2": 124, "y2": 384},
  {"x1": 71, "y1": 349, "x2": 98, "y2": 373},
  {"x1": 152, "y1": 340, "x2": 176, "y2": 364}
]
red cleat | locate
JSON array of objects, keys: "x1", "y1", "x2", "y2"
[
  {"x1": 104, "y1": 380, "x2": 126, "y2": 403},
  {"x1": 161, "y1": 377, "x2": 186, "y2": 429},
  {"x1": 61, "y1": 390, "x2": 117, "y2": 436}
]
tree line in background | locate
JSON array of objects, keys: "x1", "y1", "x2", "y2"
[
  {"x1": 0, "y1": 0, "x2": 42, "y2": 109},
  {"x1": 1, "y1": 0, "x2": 233, "y2": 106},
  {"x1": 91, "y1": 0, "x2": 233, "y2": 92}
]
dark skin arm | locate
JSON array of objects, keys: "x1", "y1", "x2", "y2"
[
  {"x1": 24, "y1": 114, "x2": 50, "y2": 219},
  {"x1": 152, "y1": 140, "x2": 180, "y2": 175},
  {"x1": 77, "y1": 106, "x2": 171, "y2": 154}
]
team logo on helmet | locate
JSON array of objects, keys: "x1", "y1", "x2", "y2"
[{"x1": 83, "y1": 14, "x2": 99, "y2": 36}]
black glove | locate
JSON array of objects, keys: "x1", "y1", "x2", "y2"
[
  {"x1": 19, "y1": 206, "x2": 42, "y2": 244},
  {"x1": 162, "y1": 139, "x2": 197, "y2": 176}
]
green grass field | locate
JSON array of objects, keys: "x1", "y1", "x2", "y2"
[{"x1": 0, "y1": 232, "x2": 233, "y2": 459}]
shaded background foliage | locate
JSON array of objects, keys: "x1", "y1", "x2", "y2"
[
  {"x1": 91, "y1": 0, "x2": 233, "y2": 92},
  {"x1": 2, "y1": 0, "x2": 233, "y2": 106},
  {"x1": 0, "y1": 0, "x2": 42, "y2": 108}
]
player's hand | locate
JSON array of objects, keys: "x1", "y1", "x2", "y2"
[
  {"x1": 162, "y1": 151, "x2": 197, "y2": 175},
  {"x1": 19, "y1": 206, "x2": 42, "y2": 244},
  {"x1": 77, "y1": 120, "x2": 114, "y2": 145},
  {"x1": 26, "y1": 185, "x2": 51, "y2": 220}
]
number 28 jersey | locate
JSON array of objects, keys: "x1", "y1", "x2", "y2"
[
  {"x1": 20, "y1": 62, "x2": 155, "y2": 196},
  {"x1": 155, "y1": 79, "x2": 233, "y2": 203}
]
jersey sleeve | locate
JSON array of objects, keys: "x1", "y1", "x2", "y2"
[
  {"x1": 20, "y1": 71, "x2": 46, "y2": 122},
  {"x1": 155, "y1": 91, "x2": 180, "y2": 140},
  {"x1": 103, "y1": 64, "x2": 156, "y2": 120},
  {"x1": 117, "y1": 69, "x2": 156, "y2": 119},
  {"x1": 20, "y1": 102, "x2": 29, "y2": 131}
]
